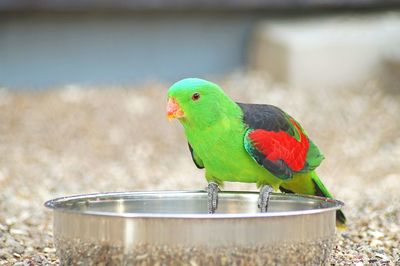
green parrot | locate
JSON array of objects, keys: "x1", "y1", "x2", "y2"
[{"x1": 167, "y1": 78, "x2": 346, "y2": 226}]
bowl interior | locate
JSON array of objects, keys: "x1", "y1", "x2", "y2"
[{"x1": 46, "y1": 191, "x2": 341, "y2": 216}]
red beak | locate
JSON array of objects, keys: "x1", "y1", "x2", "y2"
[{"x1": 167, "y1": 97, "x2": 184, "y2": 120}]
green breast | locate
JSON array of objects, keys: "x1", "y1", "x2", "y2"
[{"x1": 183, "y1": 117, "x2": 270, "y2": 184}]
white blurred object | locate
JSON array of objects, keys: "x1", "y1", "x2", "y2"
[{"x1": 250, "y1": 13, "x2": 400, "y2": 89}]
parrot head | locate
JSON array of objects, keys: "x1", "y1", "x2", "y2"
[{"x1": 167, "y1": 78, "x2": 232, "y2": 127}]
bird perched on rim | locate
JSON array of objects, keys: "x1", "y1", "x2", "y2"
[{"x1": 166, "y1": 78, "x2": 346, "y2": 226}]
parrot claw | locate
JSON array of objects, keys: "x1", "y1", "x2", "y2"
[
  {"x1": 258, "y1": 185, "x2": 273, "y2": 212},
  {"x1": 206, "y1": 182, "x2": 219, "y2": 214}
]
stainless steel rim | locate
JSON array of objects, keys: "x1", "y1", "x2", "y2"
[{"x1": 44, "y1": 190, "x2": 344, "y2": 219}]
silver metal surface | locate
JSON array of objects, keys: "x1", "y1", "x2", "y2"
[{"x1": 45, "y1": 190, "x2": 343, "y2": 265}]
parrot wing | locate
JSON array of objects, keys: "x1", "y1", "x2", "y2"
[
  {"x1": 188, "y1": 143, "x2": 204, "y2": 169},
  {"x1": 238, "y1": 103, "x2": 323, "y2": 180}
]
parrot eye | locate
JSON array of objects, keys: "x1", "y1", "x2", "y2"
[{"x1": 191, "y1": 93, "x2": 200, "y2": 101}]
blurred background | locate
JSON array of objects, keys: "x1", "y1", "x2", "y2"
[
  {"x1": 1, "y1": 0, "x2": 400, "y2": 89},
  {"x1": 1, "y1": 1, "x2": 400, "y2": 265}
]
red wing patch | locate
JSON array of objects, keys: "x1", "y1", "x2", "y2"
[{"x1": 248, "y1": 121, "x2": 309, "y2": 171}]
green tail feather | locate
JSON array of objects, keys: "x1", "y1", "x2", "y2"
[{"x1": 311, "y1": 171, "x2": 346, "y2": 226}]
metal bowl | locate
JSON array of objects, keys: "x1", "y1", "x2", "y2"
[{"x1": 45, "y1": 191, "x2": 343, "y2": 265}]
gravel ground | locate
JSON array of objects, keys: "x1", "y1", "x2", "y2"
[{"x1": 0, "y1": 73, "x2": 399, "y2": 265}]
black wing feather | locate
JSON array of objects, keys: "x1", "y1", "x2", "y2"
[
  {"x1": 237, "y1": 103, "x2": 291, "y2": 132},
  {"x1": 188, "y1": 143, "x2": 204, "y2": 169}
]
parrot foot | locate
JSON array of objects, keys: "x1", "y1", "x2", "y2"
[
  {"x1": 206, "y1": 182, "x2": 219, "y2": 214},
  {"x1": 258, "y1": 185, "x2": 273, "y2": 213}
]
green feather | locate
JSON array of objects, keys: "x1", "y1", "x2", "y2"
[
  {"x1": 301, "y1": 139, "x2": 325, "y2": 172},
  {"x1": 311, "y1": 171, "x2": 346, "y2": 226},
  {"x1": 284, "y1": 114, "x2": 302, "y2": 142}
]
